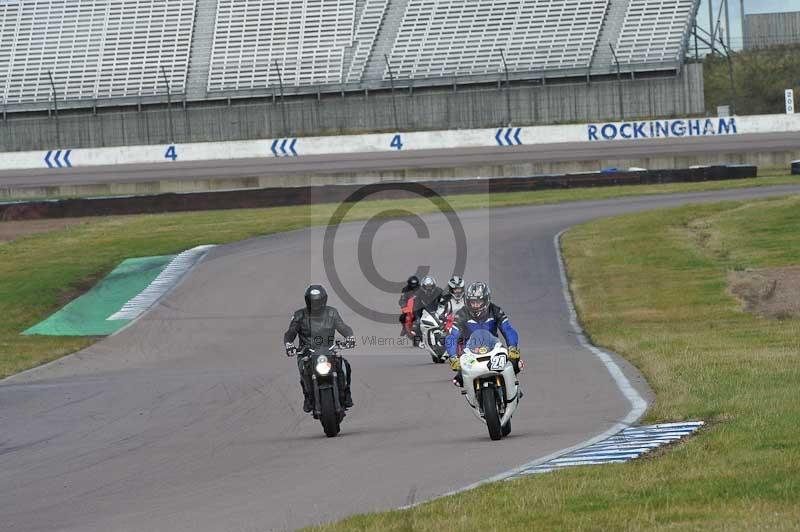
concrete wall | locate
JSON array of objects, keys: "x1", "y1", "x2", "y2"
[
  {"x1": 0, "y1": 64, "x2": 704, "y2": 152},
  {"x1": 1, "y1": 147, "x2": 795, "y2": 201},
  {"x1": 2, "y1": 114, "x2": 778, "y2": 171}
]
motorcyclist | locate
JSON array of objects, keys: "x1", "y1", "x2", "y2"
[
  {"x1": 436, "y1": 275, "x2": 466, "y2": 329},
  {"x1": 412, "y1": 276, "x2": 444, "y2": 343},
  {"x1": 445, "y1": 281, "x2": 522, "y2": 386},
  {"x1": 398, "y1": 275, "x2": 420, "y2": 339},
  {"x1": 284, "y1": 285, "x2": 356, "y2": 413},
  {"x1": 413, "y1": 275, "x2": 444, "y2": 318},
  {"x1": 398, "y1": 275, "x2": 420, "y2": 307}
]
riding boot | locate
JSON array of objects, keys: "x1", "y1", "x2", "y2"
[
  {"x1": 300, "y1": 379, "x2": 313, "y2": 413},
  {"x1": 343, "y1": 387, "x2": 354, "y2": 408},
  {"x1": 340, "y1": 358, "x2": 353, "y2": 408}
]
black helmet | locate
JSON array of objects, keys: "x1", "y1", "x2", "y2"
[
  {"x1": 447, "y1": 275, "x2": 465, "y2": 302},
  {"x1": 407, "y1": 275, "x2": 420, "y2": 290},
  {"x1": 420, "y1": 275, "x2": 437, "y2": 295},
  {"x1": 465, "y1": 281, "x2": 490, "y2": 320},
  {"x1": 304, "y1": 284, "x2": 328, "y2": 316}
]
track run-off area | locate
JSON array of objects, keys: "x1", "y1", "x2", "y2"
[{"x1": 1, "y1": 184, "x2": 800, "y2": 532}]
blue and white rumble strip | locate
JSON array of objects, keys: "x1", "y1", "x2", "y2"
[
  {"x1": 108, "y1": 245, "x2": 215, "y2": 321},
  {"x1": 507, "y1": 422, "x2": 704, "y2": 478}
]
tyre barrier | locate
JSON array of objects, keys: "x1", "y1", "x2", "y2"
[{"x1": 0, "y1": 165, "x2": 756, "y2": 221}]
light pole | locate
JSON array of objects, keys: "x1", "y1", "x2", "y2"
[
  {"x1": 724, "y1": 0, "x2": 732, "y2": 50},
  {"x1": 273, "y1": 60, "x2": 288, "y2": 137},
  {"x1": 161, "y1": 66, "x2": 174, "y2": 143},
  {"x1": 498, "y1": 49, "x2": 511, "y2": 126},
  {"x1": 47, "y1": 70, "x2": 60, "y2": 146},
  {"x1": 708, "y1": 0, "x2": 715, "y2": 47},
  {"x1": 384, "y1": 54, "x2": 400, "y2": 132},
  {"x1": 740, "y1": 0, "x2": 746, "y2": 49},
  {"x1": 608, "y1": 43, "x2": 625, "y2": 120}
]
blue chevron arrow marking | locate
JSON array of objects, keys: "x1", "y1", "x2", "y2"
[
  {"x1": 496, "y1": 128, "x2": 522, "y2": 147},
  {"x1": 44, "y1": 150, "x2": 54, "y2": 168},
  {"x1": 63, "y1": 149, "x2": 72, "y2": 167},
  {"x1": 271, "y1": 138, "x2": 299, "y2": 157},
  {"x1": 53, "y1": 150, "x2": 63, "y2": 168}
]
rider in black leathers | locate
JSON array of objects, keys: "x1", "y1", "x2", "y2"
[
  {"x1": 411, "y1": 276, "x2": 444, "y2": 343},
  {"x1": 284, "y1": 285, "x2": 356, "y2": 413},
  {"x1": 413, "y1": 276, "x2": 444, "y2": 318}
]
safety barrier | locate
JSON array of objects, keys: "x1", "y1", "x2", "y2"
[
  {"x1": 0, "y1": 114, "x2": 798, "y2": 172},
  {"x1": 0, "y1": 165, "x2": 756, "y2": 221}
]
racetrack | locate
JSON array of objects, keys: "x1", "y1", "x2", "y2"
[
  {"x1": 2, "y1": 185, "x2": 800, "y2": 532},
  {"x1": 1, "y1": 132, "x2": 799, "y2": 188}
]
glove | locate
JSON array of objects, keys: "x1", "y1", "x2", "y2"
[
  {"x1": 345, "y1": 336, "x2": 356, "y2": 349},
  {"x1": 285, "y1": 343, "x2": 297, "y2": 357},
  {"x1": 508, "y1": 346, "x2": 520, "y2": 361},
  {"x1": 449, "y1": 356, "x2": 461, "y2": 371}
]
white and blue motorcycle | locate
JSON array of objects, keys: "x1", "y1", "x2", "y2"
[{"x1": 459, "y1": 330, "x2": 521, "y2": 440}]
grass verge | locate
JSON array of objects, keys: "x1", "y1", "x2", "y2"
[
  {"x1": 1, "y1": 175, "x2": 798, "y2": 380},
  {"x1": 306, "y1": 195, "x2": 800, "y2": 530}
]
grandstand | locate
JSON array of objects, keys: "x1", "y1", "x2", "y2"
[{"x1": 0, "y1": 0, "x2": 699, "y2": 110}]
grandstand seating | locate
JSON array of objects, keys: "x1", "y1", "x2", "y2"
[
  {"x1": 0, "y1": 0, "x2": 699, "y2": 106},
  {"x1": 614, "y1": 0, "x2": 696, "y2": 64},
  {"x1": 346, "y1": 0, "x2": 389, "y2": 83},
  {"x1": 0, "y1": 0, "x2": 195, "y2": 105},
  {"x1": 207, "y1": 0, "x2": 356, "y2": 91},
  {"x1": 385, "y1": 0, "x2": 610, "y2": 80}
]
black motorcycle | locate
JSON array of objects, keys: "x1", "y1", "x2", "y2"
[{"x1": 300, "y1": 341, "x2": 350, "y2": 437}]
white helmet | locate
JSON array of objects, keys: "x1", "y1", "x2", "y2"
[{"x1": 447, "y1": 275, "x2": 465, "y2": 302}]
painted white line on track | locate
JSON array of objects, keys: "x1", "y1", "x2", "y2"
[
  {"x1": 553, "y1": 229, "x2": 650, "y2": 424},
  {"x1": 401, "y1": 229, "x2": 654, "y2": 508},
  {"x1": 108, "y1": 245, "x2": 215, "y2": 321}
]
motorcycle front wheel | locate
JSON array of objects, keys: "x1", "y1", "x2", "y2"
[
  {"x1": 319, "y1": 388, "x2": 340, "y2": 437},
  {"x1": 482, "y1": 386, "x2": 503, "y2": 441}
]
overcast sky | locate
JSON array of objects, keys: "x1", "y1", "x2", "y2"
[{"x1": 697, "y1": 0, "x2": 800, "y2": 48}]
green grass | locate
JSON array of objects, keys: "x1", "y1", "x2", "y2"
[
  {"x1": 305, "y1": 196, "x2": 800, "y2": 531},
  {"x1": 1, "y1": 175, "x2": 798, "y2": 380}
]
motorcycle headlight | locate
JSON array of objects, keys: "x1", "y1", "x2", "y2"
[{"x1": 315, "y1": 355, "x2": 332, "y2": 376}]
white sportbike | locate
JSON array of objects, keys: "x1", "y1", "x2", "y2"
[
  {"x1": 459, "y1": 330, "x2": 521, "y2": 440},
  {"x1": 419, "y1": 308, "x2": 448, "y2": 363},
  {"x1": 419, "y1": 297, "x2": 464, "y2": 364}
]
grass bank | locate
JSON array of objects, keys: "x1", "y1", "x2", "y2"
[
  {"x1": 1, "y1": 175, "x2": 798, "y2": 380},
  {"x1": 308, "y1": 196, "x2": 800, "y2": 530}
]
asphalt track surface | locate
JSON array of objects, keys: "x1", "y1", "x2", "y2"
[
  {"x1": 1, "y1": 132, "x2": 800, "y2": 188},
  {"x1": 2, "y1": 185, "x2": 800, "y2": 532}
]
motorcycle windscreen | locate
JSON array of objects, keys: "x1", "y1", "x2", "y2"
[{"x1": 465, "y1": 329, "x2": 501, "y2": 354}]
